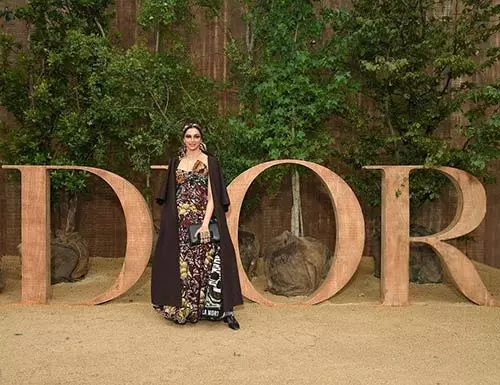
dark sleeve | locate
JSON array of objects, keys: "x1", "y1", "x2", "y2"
[
  {"x1": 156, "y1": 158, "x2": 176, "y2": 205},
  {"x1": 220, "y1": 174, "x2": 230, "y2": 213},
  {"x1": 214, "y1": 158, "x2": 231, "y2": 212}
]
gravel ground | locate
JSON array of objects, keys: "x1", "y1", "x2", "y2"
[{"x1": 1, "y1": 256, "x2": 500, "y2": 385}]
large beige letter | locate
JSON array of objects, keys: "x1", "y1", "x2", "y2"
[
  {"x1": 2, "y1": 165, "x2": 153, "y2": 305},
  {"x1": 227, "y1": 160, "x2": 365, "y2": 306},
  {"x1": 2, "y1": 166, "x2": 51, "y2": 303},
  {"x1": 365, "y1": 165, "x2": 499, "y2": 307}
]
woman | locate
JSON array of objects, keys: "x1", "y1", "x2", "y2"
[{"x1": 151, "y1": 122, "x2": 243, "y2": 330}]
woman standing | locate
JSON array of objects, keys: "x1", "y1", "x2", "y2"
[{"x1": 151, "y1": 123, "x2": 242, "y2": 330}]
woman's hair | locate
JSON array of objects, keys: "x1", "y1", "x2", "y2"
[{"x1": 182, "y1": 122, "x2": 203, "y2": 138}]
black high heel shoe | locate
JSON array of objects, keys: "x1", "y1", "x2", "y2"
[{"x1": 223, "y1": 314, "x2": 240, "y2": 330}]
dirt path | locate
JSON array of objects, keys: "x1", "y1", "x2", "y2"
[{"x1": 1, "y1": 257, "x2": 500, "y2": 385}]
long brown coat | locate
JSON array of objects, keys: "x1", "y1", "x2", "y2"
[{"x1": 151, "y1": 155, "x2": 243, "y2": 312}]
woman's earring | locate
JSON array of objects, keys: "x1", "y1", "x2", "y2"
[{"x1": 200, "y1": 142, "x2": 207, "y2": 152}]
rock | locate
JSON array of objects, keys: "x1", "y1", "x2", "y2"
[
  {"x1": 372, "y1": 224, "x2": 443, "y2": 283},
  {"x1": 409, "y1": 245, "x2": 443, "y2": 283},
  {"x1": 238, "y1": 228, "x2": 260, "y2": 279},
  {"x1": 263, "y1": 231, "x2": 330, "y2": 296},
  {"x1": 51, "y1": 241, "x2": 79, "y2": 283},
  {"x1": 18, "y1": 231, "x2": 90, "y2": 284},
  {"x1": 51, "y1": 231, "x2": 90, "y2": 283}
]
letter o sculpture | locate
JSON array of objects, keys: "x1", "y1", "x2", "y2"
[{"x1": 226, "y1": 160, "x2": 365, "y2": 306}]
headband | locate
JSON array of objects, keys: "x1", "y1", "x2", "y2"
[{"x1": 182, "y1": 123, "x2": 203, "y2": 136}]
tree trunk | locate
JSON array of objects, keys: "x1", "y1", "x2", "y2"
[
  {"x1": 64, "y1": 193, "x2": 78, "y2": 235},
  {"x1": 155, "y1": 27, "x2": 160, "y2": 54},
  {"x1": 291, "y1": 169, "x2": 303, "y2": 237},
  {"x1": 94, "y1": 17, "x2": 106, "y2": 38}
]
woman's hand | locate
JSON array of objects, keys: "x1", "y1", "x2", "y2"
[{"x1": 195, "y1": 224, "x2": 210, "y2": 244}]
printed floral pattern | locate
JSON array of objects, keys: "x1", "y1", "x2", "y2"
[{"x1": 154, "y1": 162, "x2": 220, "y2": 324}]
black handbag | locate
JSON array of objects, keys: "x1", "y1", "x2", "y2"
[{"x1": 188, "y1": 221, "x2": 220, "y2": 245}]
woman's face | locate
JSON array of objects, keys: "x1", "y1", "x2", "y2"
[{"x1": 183, "y1": 127, "x2": 202, "y2": 152}]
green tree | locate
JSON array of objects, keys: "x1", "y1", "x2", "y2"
[
  {"x1": 93, "y1": 46, "x2": 221, "y2": 193},
  {"x1": 339, "y1": 0, "x2": 500, "y2": 215},
  {"x1": 0, "y1": 0, "x2": 221, "y2": 237},
  {"x1": 138, "y1": 0, "x2": 221, "y2": 53},
  {"x1": 132, "y1": 0, "x2": 224, "y2": 193},
  {"x1": 0, "y1": 1, "x2": 115, "y2": 233},
  {"x1": 226, "y1": 0, "x2": 357, "y2": 236}
]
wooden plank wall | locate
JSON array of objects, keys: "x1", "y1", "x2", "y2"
[{"x1": 0, "y1": 0, "x2": 499, "y2": 268}]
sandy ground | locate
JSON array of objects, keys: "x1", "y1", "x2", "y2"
[{"x1": 1, "y1": 256, "x2": 500, "y2": 385}]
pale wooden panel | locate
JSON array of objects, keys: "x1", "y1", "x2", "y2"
[
  {"x1": 2, "y1": 165, "x2": 153, "y2": 305},
  {"x1": 227, "y1": 160, "x2": 365, "y2": 306},
  {"x1": 365, "y1": 166, "x2": 412, "y2": 306},
  {"x1": 2, "y1": 166, "x2": 51, "y2": 304},
  {"x1": 367, "y1": 165, "x2": 499, "y2": 307},
  {"x1": 46, "y1": 166, "x2": 154, "y2": 305}
]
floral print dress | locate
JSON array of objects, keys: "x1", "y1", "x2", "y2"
[{"x1": 153, "y1": 160, "x2": 222, "y2": 324}]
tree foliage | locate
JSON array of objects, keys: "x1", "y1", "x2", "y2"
[
  {"x1": 339, "y1": 0, "x2": 500, "y2": 211},
  {"x1": 222, "y1": 0, "x2": 360, "y2": 235},
  {"x1": 0, "y1": 0, "x2": 221, "y2": 235},
  {"x1": 138, "y1": 0, "x2": 221, "y2": 52},
  {"x1": 0, "y1": 0, "x2": 220, "y2": 191},
  {"x1": 0, "y1": 1, "x2": 114, "y2": 193},
  {"x1": 224, "y1": 0, "x2": 357, "y2": 182}
]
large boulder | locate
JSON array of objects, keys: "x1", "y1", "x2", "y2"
[
  {"x1": 372, "y1": 224, "x2": 443, "y2": 283},
  {"x1": 409, "y1": 244, "x2": 443, "y2": 283},
  {"x1": 238, "y1": 228, "x2": 260, "y2": 279},
  {"x1": 18, "y1": 231, "x2": 90, "y2": 284},
  {"x1": 51, "y1": 231, "x2": 90, "y2": 283},
  {"x1": 263, "y1": 231, "x2": 330, "y2": 296}
]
